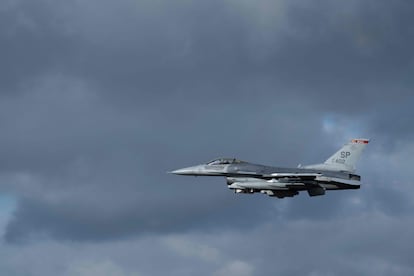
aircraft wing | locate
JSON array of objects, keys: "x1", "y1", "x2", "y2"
[{"x1": 262, "y1": 173, "x2": 322, "y2": 180}]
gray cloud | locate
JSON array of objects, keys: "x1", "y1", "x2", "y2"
[
  {"x1": 1, "y1": 214, "x2": 414, "y2": 276},
  {"x1": 0, "y1": 0, "x2": 414, "y2": 275}
]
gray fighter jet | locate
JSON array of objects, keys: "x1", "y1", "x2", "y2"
[{"x1": 171, "y1": 139, "x2": 369, "y2": 198}]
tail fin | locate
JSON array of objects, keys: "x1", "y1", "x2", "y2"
[{"x1": 304, "y1": 139, "x2": 369, "y2": 172}]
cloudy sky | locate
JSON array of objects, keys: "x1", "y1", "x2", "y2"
[{"x1": 0, "y1": 0, "x2": 414, "y2": 275}]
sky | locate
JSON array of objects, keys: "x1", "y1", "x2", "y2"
[{"x1": 0, "y1": 0, "x2": 414, "y2": 275}]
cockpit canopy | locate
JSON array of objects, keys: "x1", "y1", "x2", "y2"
[{"x1": 206, "y1": 158, "x2": 246, "y2": 165}]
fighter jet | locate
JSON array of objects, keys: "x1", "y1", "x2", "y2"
[{"x1": 171, "y1": 139, "x2": 369, "y2": 198}]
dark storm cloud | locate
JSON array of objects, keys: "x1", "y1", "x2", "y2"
[
  {"x1": 1, "y1": 0, "x2": 413, "y2": 241},
  {"x1": 1, "y1": 0, "x2": 414, "y2": 275},
  {"x1": 55, "y1": 0, "x2": 414, "y2": 111},
  {"x1": 1, "y1": 85, "x2": 323, "y2": 242},
  {"x1": 3, "y1": 0, "x2": 412, "y2": 107},
  {"x1": 0, "y1": 1, "x2": 78, "y2": 94}
]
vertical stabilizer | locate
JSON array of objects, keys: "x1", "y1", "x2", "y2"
[{"x1": 304, "y1": 139, "x2": 369, "y2": 172}]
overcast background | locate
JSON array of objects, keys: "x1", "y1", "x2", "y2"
[{"x1": 0, "y1": 0, "x2": 414, "y2": 275}]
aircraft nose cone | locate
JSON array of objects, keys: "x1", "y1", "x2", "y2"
[
  {"x1": 170, "y1": 168, "x2": 188, "y2": 175},
  {"x1": 170, "y1": 166, "x2": 201, "y2": 175}
]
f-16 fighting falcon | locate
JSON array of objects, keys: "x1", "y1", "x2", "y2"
[{"x1": 171, "y1": 139, "x2": 369, "y2": 198}]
